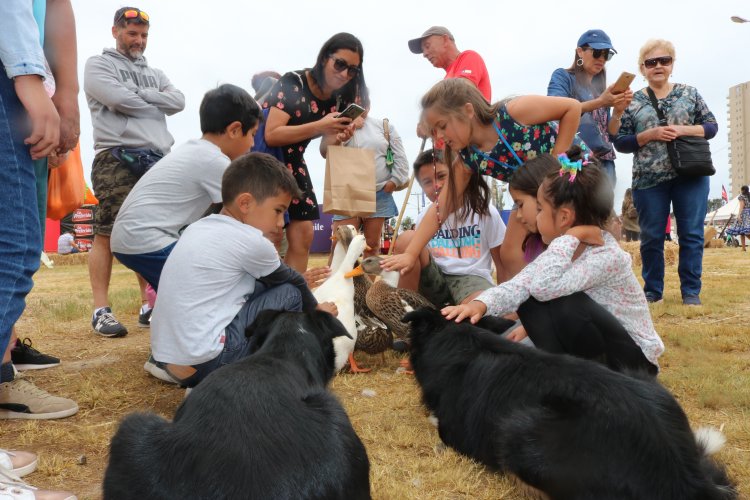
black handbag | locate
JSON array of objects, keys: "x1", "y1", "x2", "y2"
[
  {"x1": 110, "y1": 147, "x2": 164, "y2": 178},
  {"x1": 646, "y1": 88, "x2": 715, "y2": 177}
]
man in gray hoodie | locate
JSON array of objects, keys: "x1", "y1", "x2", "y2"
[{"x1": 84, "y1": 7, "x2": 184, "y2": 338}]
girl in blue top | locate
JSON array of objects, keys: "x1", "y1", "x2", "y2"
[{"x1": 382, "y1": 78, "x2": 583, "y2": 280}]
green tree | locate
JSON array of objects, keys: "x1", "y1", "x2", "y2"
[
  {"x1": 707, "y1": 198, "x2": 723, "y2": 214},
  {"x1": 401, "y1": 215, "x2": 414, "y2": 232}
]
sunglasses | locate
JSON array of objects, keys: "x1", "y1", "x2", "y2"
[
  {"x1": 116, "y1": 9, "x2": 149, "y2": 23},
  {"x1": 643, "y1": 56, "x2": 673, "y2": 69},
  {"x1": 330, "y1": 57, "x2": 360, "y2": 78},
  {"x1": 585, "y1": 47, "x2": 614, "y2": 61}
]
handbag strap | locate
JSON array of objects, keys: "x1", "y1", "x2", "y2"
[
  {"x1": 383, "y1": 118, "x2": 395, "y2": 168},
  {"x1": 646, "y1": 87, "x2": 668, "y2": 126},
  {"x1": 646, "y1": 87, "x2": 679, "y2": 167}
]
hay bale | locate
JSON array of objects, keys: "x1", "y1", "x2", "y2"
[
  {"x1": 52, "y1": 252, "x2": 89, "y2": 266},
  {"x1": 663, "y1": 242, "x2": 679, "y2": 266},
  {"x1": 619, "y1": 241, "x2": 677, "y2": 267},
  {"x1": 620, "y1": 241, "x2": 641, "y2": 266}
]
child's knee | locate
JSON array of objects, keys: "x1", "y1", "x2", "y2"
[{"x1": 274, "y1": 283, "x2": 303, "y2": 311}]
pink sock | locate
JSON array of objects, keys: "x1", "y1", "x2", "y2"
[{"x1": 146, "y1": 284, "x2": 157, "y2": 309}]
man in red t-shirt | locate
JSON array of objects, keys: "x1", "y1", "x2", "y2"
[{"x1": 408, "y1": 26, "x2": 491, "y2": 101}]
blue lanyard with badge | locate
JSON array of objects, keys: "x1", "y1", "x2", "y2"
[{"x1": 471, "y1": 121, "x2": 524, "y2": 175}]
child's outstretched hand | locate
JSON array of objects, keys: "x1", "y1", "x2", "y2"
[
  {"x1": 566, "y1": 225, "x2": 604, "y2": 246},
  {"x1": 441, "y1": 300, "x2": 487, "y2": 324},
  {"x1": 506, "y1": 324, "x2": 528, "y2": 342},
  {"x1": 317, "y1": 301, "x2": 338, "y2": 317}
]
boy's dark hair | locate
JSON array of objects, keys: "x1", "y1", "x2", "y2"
[
  {"x1": 509, "y1": 154, "x2": 560, "y2": 197},
  {"x1": 541, "y1": 145, "x2": 613, "y2": 228},
  {"x1": 742, "y1": 185, "x2": 749, "y2": 197},
  {"x1": 413, "y1": 149, "x2": 444, "y2": 177},
  {"x1": 222, "y1": 153, "x2": 301, "y2": 205},
  {"x1": 113, "y1": 7, "x2": 149, "y2": 28},
  {"x1": 310, "y1": 33, "x2": 368, "y2": 112},
  {"x1": 200, "y1": 84, "x2": 261, "y2": 135}
]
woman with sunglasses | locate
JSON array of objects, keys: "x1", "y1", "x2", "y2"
[
  {"x1": 264, "y1": 33, "x2": 367, "y2": 273},
  {"x1": 610, "y1": 39, "x2": 717, "y2": 306},
  {"x1": 547, "y1": 29, "x2": 631, "y2": 185}
]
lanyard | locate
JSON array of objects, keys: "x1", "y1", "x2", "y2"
[{"x1": 471, "y1": 121, "x2": 524, "y2": 171}]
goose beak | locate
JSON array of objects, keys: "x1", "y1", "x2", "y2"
[
  {"x1": 344, "y1": 265, "x2": 365, "y2": 278},
  {"x1": 330, "y1": 236, "x2": 337, "y2": 241}
]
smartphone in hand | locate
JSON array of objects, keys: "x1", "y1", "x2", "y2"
[
  {"x1": 611, "y1": 72, "x2": 635, "y2": 94},
  {"x1": 336, "y1": 103, "x2": 366, "y2": 120}
]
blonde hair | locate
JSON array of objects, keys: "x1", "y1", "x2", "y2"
[{"x1": 638, "y1": 39, "x2": 676, "y2": 74}]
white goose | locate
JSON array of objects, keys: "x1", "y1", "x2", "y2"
[{"x1": 313, "y1": 232, "x2": 367, "y2": 372}]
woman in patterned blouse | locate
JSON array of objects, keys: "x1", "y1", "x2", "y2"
[
  {"x1": 381, "y1": 79, "x2": 582, "y2": 281},
  {"x1": 610, "y1": 39, "x2": 717, "y2": 306}
]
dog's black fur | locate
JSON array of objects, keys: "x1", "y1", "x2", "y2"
[
  {"x1": 405, "y1": 307, "x2": 736, "y2": 500},
  {"x1": 104, "y1": 310, "x2": 371, "y2": 500}
]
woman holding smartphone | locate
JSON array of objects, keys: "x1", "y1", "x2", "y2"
[
  {"x1": 264, "y1": 33, "x2": 368, "y2": 273},
  {"x1": 381, "y1": 78, "x2": 583, "y2": 280},
  {"x1": 547, "y1": 29, "x2": 632, "y2": 185}
]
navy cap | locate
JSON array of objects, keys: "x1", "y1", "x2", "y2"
[{"x1": 577, "y1": 29, "x2": 617, "y2": 53}]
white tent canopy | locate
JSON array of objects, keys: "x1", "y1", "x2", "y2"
[{"x1": 705, "y1": 198, "x2": 740, "y2": 225}]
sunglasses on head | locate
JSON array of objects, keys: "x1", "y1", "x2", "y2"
[
  {"x1": 117, "y1": 9, "x2": 149, "y2": 23},
  {"x1": 643, "y1": 56, "x2": 673, "y2": 69},
  {"x1": 585, "y1": 47, "x2": 614, "y2": 61},
  {"x1": 330, "y1": 56, "x2": 360, "y2": 78}
]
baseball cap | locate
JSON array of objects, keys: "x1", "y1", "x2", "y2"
[
  {"x1": 408, "y1": 26, "x2": 454, "y2": 54},
  {"x1": 576, "y1": 29, "x2": 617, "y2": 53}
]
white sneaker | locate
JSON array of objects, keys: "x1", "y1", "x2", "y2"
[
  {"x1": 143, "y1": 355, "x2": 179, "y2": 385},
  {"x1": 0, "y1": 451, "x2": 36, "y2": 477},
  {"x1": 0, "y1": 465, "x2": 77, "y2": 500}
]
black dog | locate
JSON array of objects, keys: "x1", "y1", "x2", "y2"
[
  {"x1": 405, "y1": 308, "x2": 736, "y2": 500},
  {"x1": 104, "y1": 310, "x2": 371, "y2": 500}
]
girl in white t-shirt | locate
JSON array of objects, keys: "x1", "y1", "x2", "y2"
[
  {"x1": 392, "y1": 149, "x2": 505, "y2": 307},
  {"x1": 444, "y1": 147, "x2": 663, "y2": 375}
]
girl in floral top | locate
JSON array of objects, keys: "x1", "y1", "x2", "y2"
[
  {"x1": 264, "y1": 33, "x2": 368, "y2": 273},
  {"x1": 610, "y1": 39, "x2": 717, "y2": 306},
  {"x1": 726, "y1": 185, "x2": 750, "y2": 251},
  {"x1": 444, "y1": 148, "x2": 663, "y2": 374},
  {"x1": 382, "y1": 78, "x2": 583, "y2": 281}
]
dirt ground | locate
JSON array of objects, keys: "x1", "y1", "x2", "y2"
[{"x1": 1, "y1": 248, "x2": 748, "y2": 499}]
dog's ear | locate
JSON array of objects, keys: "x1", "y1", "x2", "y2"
[
  {"x1": 245, "y1": 310, "x2": 285, "y2": 353},
  {"x1": 402, "y1": 307, "x2": 442, "y2": 328},
  {"x1": 311, "y1": 310, "x2": 352, "y2": 340}
]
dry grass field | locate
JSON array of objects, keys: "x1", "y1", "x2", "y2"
[{"x1": 1, "y1": 247, "x2": 749, "y2": 499}]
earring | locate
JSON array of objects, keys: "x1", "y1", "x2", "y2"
[{"x1": 576, "y1": 58, "x2": 583, "y2": 67}]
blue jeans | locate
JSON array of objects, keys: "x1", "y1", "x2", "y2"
[
  {"x1": 182, "y1": 283, "x2": 303, "y2": 387},
  {"x1": 633, "y1": 176, "x2": 709, "y2": 299},
  {"x1": 0, "y1": 73, "x2": 42, "y2": 356},
  {"x1": 599, "y1": 159, "x2": 616, "y2": 187}
]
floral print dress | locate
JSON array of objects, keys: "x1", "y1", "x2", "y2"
[
  {"x1": 264, "y1": 70, "x2": 340, "y2": 221},
  {"x1": 458, "y1": 104, "x2": 587, "y2": 182},
  {"x1": 727, "y1": 193, "x2": 750, "y2": 236}
]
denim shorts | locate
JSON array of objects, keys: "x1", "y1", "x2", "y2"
[
  {"x1": 113, "y1": 242, "x2": 176, "y2": 291},
  {"x1": 333, "y1": 189, "x2": 398, "y2": 221}
]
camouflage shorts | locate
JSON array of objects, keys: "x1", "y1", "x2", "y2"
[
  {"x1": 419, "y1": 255, "x2": 494, "y2": 306},
  {"x1": 90, "y1": 149, "x2": 140, "y2": 236}
]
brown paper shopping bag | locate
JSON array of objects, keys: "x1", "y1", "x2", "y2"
[{"x1": 323, "y1": 145, "x2": 376, "y2": 217}]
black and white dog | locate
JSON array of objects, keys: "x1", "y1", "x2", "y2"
[
  {"x1": 104, "y1": 310, "x2": 371, "y2": 500},
  {"x1": 405, "y1": 308, "x2": 736, "y2": 500}
]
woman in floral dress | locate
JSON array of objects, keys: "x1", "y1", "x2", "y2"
[
  {"x1": 727, "y1": 185, "x2": 750, "y2": 252},
  {"x1": 264, "y1": 33, "x2": 368, "y2": 272},
  {"x1": 381, "y1": 78, "x2": 584, "y2": 280}
]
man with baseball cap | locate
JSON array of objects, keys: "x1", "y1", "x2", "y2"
[{"x1": 408, "y1": 26, "x2": 491, "y2": 101}]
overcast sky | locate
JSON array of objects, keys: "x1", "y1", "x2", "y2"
[{"x1": 72, "y1": 0, "x2": 750, "y2": 219}]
